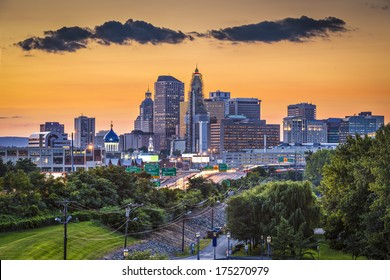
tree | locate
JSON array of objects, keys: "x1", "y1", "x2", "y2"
[
  {"x1": 304, "y1": 149, "x2": 334, "y2": 186},
  {"x1": 321, "y1": 125, "x2": 390, "y2": 259},
  {"x1": 226, "y1": 181, "x2": 321, "y2": 259},
  {"x1": 172, "y1": 149, "x2": 182, "y2": 157}
]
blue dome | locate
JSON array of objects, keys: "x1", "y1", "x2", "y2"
[{"x1": 104, "y1": 126, "x2": 119, "y2": 143}]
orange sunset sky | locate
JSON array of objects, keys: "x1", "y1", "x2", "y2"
[{"x1": 0, "y1": 0, "x2": 389, "y2": 138}]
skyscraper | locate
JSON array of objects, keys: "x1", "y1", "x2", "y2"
[
  {"x1": 185, "y1": 67, "x2": 210, "y2": 153},
  {"x1": 154, "y1": 75, "x2": 184, "y2": 151},
  {"x1": 228, "y1": 98, "x2": 261, "y2": 120},
  {"x1": 287, "y1": 103, "x2": 316, "y2": 120},
  {"x1": 134, "y1": 88, "x2": 154, "y2": 133},
  {"x1": 283, "y1": 102, "x2": 326, "y2": 144},
  {"x1": 74, "y1": 115, "x2": 95, "y2": 149}
]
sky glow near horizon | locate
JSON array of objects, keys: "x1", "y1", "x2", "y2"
[{"x1": 0, "y1": 0, "x2": 389, "y2": 137}]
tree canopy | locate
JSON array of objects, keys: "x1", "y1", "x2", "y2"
[{"x1": 321, "y1": 124, "x2": 390, "y2": 259}]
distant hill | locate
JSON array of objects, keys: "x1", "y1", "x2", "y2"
[{"x1": 0, "y1": 137, "x2": 29, "y2": 147}]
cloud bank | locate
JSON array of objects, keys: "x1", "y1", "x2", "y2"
[{"x1": 16, "y1": 16, "x2": 348, "y2": 53}]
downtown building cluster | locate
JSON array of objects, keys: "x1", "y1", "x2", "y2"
[{"x1": 0, "y1": 68, "x2": 385, "y2": 171}]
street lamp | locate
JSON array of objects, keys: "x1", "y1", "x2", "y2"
[
  {"x1": 267, "y1": 235, "x2": 272, "y2": 259},
  {"x1": 227, "y1": 232, "x2": 231, "y2": 257},
  {"x1": 208, "y1": 148, "x2": 215, "y2": 166},
  {"x1": 196, "y1": 232, "x2": 200, "y2": 260},
  {"x1": 55, "y1": 214, "x2": 72, "y2": 260},
  {"x1": 260, "y1": 235, "x2": 264, "y2": 259},
  {"x1": 317, "y1": 245, "x2": 320, "y2": 260}
]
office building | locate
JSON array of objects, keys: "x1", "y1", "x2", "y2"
[
  {"x1": 220, "y1": 116, "x2": 280, "y2": 152},
  {"x1": 0, "y1": 146, "x2": 103, "y2": 173},
  {"x1": 74, "y1": 115, "x2": 95, "y2": 149},
  {"x1": 134, "y1": 89, "x2": 154, "y2": 133},
  {"x1": 283, "y1": 117, "x2": 327, "y2": 144},
  {"x1": 204, "y1": 99, "x2": 226, "y2": 124},
  {"x1": 287, "y1": 103, "x2": 316, "y2": 120},
  {"x1": 228, "y1": 98, "x2": 261, "y2": 120},
  {"x1": 324, "y1": 118, "x2": 343, "y2": 143},
  {"x1": 185, "y1": 67, "x2": 210, "y2": 153},
  {"x1": 122, "y1": 130, "x2": 156, "y2": 152},
  {"x1": 339, "y1": 112, "x2": 384, "y2": 143},
  {"x1": 40, "y1": 122, "x2": 65, "y2": 134},
  {"x1": 209, "y1": 90, "x2": 230, "y2": 116},
  {"x1": 28, "y1": 132, "x2": 70, "y2": 148},
  {"x1": 154, "y1": 75, "x2": 184, "y2": 151},
  {"x1": 179, "y1": 101, "x2": 188, "y2": 138},
  {"x1": 283, "y1": 103, "x2": 326, "y2": 144}
]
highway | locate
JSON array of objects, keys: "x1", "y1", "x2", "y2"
[{"x1": 159, "y1": 170, "x2": 246, "y2": 190}]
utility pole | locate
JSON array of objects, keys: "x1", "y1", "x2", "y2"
[
  {"x1": 123, "y1": 203, "x2": 143, "y2": 259},
  {"x1": 55, "y1": 200, "x2": 74, "y2": 260},
  {"x1": 182, "y1": 201, "x2": 186, "y2": 252}
]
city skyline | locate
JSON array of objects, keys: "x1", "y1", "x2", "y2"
[{"x1": 1, "y1": 0, "x2": 389, "y2": 137}]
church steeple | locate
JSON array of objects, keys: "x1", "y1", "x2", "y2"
[{"x1": 148, "y1": 136, "x2": 154, "y2": 152}]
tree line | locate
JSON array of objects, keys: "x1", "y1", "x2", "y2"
[{"x1": 0, "y1": 160, "x2": 226, "y2": 234}]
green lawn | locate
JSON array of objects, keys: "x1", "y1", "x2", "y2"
[{"x1": 0, "y1": 221, "x2": 135, "y2": 260}]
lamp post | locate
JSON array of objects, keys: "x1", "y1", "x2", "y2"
[
  {"x1": 267, "y1": 235, "x2": 272, "y2": 259},
  {"x1": 208, "y1": 148, "x2": 215, "y2": 166},
  {"x1": 260, "y1": 235, "x2": 264, "y2": 259},
  {"x1": 317, "y1": 245, "x2": 320, "y2": 260},
  {"x1": 196, "y1": 232, "x2": 200, "y2": 260},
  {"x1": 55, "y1": 200, "x2": 72, "y2": 260},
  {"x1": 227, "y1": 232, "x2": 231, "y2": 257}
]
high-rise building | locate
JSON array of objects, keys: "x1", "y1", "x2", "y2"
[
  {"x1": 40, "y1": 122, "x2": 65, "y2": 134},
  {"x1": 287, "y1": 103, "x2": 316, "y2": 120},
  {"x1": 204, "y1": 99, "x2": 226, "y2": 124},
  {"x1": 154, "y1": 75, "x2": 184, "y2": 151},
  {"x1": 306, "y1": 120, "x2": 328, "y2": 143},
  {"x1": 134, "y1": 89, "x2": 154, "y2": 133},
  {"x1": 339, "y1": 112, "x2": 384, "y2": 143},
  {"x1": 179, "y1": 101, "x2": 188, "y2": 138},
  {"x1": 185, "y1": 67, "x2": 210, "y2": 153},
  {"x1": 324, "y1": 118, "x2": 343, "y2": 143},
  {"x1": 228, "y1": 98, "x2": 261, "y2": 120},
  {"x1": 283, "y1": 117, "x2": 327, "y2": 144},
  {"x1": 74, "y1": 115, "x2": 95, "y2": 149},
  {"x1": 220, "y1": 116, "x2": 280, "y2": 152},
  {"x1": 209, "y1": 90, "x2": 230, "y2": 116}
]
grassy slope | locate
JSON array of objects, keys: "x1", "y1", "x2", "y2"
[{"x1": 0, "y1": 221, "x2": 134, "y2": 260}]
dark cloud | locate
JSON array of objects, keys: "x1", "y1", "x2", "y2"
[
  {"x1": 17, "y1": 19, "x2": 190, "y2": 53},
  {"x1": 0, "y1": 116, "x2": 23, "y2": 119},
  {"x1": 365, "y1": 1, "x2": 390, "y2": 10},
  {"x1": 16, "y1": 16, "x2": 349, "y2": 53},
  {"x1": 17, "y1": 26, "x2": 92, "y2": 52},
  {"x1": 94, "y1": 19, "x2": 189, "y2": 45},
  {"x1": 207, "y1": 16, "x2": 348, "y2": 43}
]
